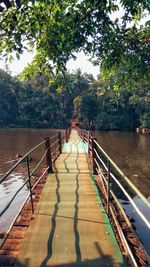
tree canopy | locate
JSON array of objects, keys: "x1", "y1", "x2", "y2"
[
  {"x1": 0, "y1": 0, "x2": 149, "y2": 73},
  {"x1": 0, "y1": 68, "x2": 150, "y2": 130},
  {"x1": 0, "y1": 1, "x2": 150, "y2": 130}
]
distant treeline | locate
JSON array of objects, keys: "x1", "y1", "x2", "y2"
[{"x1": 0, "y1": 68, "x2": 150, "y2": 130}]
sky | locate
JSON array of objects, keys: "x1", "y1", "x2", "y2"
[{"x1": 0, "y1": 51, "x2": 100, "y2": 79}]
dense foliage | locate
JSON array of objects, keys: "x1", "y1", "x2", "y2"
[
  {"x1": 0, "y1": 68, "x2": 150, "y2": 130},
  {"x1": 0, "y1": 0, "x2": 149, "y2": 130},
  {"x1": 0, "y1": 0, "x2": 149, "y2": 74}
]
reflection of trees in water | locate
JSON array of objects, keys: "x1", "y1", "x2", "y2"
[
  {"x1": 95, "y1": 131, "x2": 150, "y2": 198},
  {"x1": 138, "y1": 134, "x2": 149, "y2": 150},
  {"x1": 98, "y1": 151, "x2": 135, "y2": 200},
  {"x1": 110, "y1": 171, "x2": 136, "y2": 201},
  {"x1": 97, "y1": 151, "x2": 136, "y2": 201},
  {"x1": 0, "y1": 129, "x2": 60, "y2": 236},
  {"x1": 0, "y1": 129, "x2": 60, "y2": 197}
]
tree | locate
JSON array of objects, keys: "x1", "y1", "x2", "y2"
[
  {"x1": 0, "y1": 67, "x2": 149, "y2": 130},
  {"x1": 71, "y1": 68, "x2": 90, "y2": 96},
  {"x1": 0, "y1": 69, "x2": 18, "y2": 126},
  {"x1": 79, "y1": 95, "x2": 98, "y2": 128},
  {"x1": 73, "y1": 96, "x2": 82, "y2": 118},
  {"x1": 140, "y1": 112, "x2": 150, "y2": 128},
  {"x1": 100, "y1": 23, "x2": 150, "y2": 91},
  {"x1": 0, "y1": 0, "x2": 149, "y2": 73},
  {"x1": 15, "y1": 82, "x2": 57, "y2": 127}
]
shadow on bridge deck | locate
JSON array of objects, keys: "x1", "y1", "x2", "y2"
[
  {"x1": 14, "y1": 250, "x2": 124, "y2": 267},
  {"x1": 14, "y1": 129, "x2": 126, "y2": 267}
]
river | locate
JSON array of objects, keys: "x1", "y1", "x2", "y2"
[
  {"x1": 95, "y1": 130, "x2": 150, "y2": 256},
  {"x1": 0, "y1": 128, "x2": 59, "y2": 242},
  {"x1": 95, "y1": 131, "x2": 150, "y2": 199},
  {"x1": 0, "y1": 128, "x2": 150, "y2": 254}
]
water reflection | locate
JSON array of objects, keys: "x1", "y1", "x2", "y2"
[
  {"x1": 95, "y1": 131, "x2": 150, "y2": 199},
  {"x1": 0, "y1": 128, "x2": 61, "y2": 242},
  {"x1": 95, "y1": 130, "x2": 150, "y2": 254},
  {"x1": 0, "y1": 129, "x2": 150, "y2": 254}
]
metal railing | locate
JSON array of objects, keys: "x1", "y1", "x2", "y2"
[
  {"x1": 0, "y1": 130, "x2": 67, "y2": 217},
  {"x1": 77, "y1": 127, "x2": 150, "y2": 266},
  {"x1": 93, "y1": 139, "x2": 150, "y2": 225}
]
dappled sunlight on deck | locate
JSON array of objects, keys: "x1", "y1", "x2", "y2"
[{"x1": 15, "y1": 129, "x2": 125, "y2": 267}]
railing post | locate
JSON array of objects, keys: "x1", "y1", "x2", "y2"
[
  {"x1": 65, "y1": 129, "x2": 68, "y2": 143},
  {"x1": 88, "y1": 131, "x2": 91, "y2": 155},
  {"x1": 83, "y1": 131, "x2": 85, "y2": 142},
  {"x1": 45, "y1": 137, "x2": 53, "y2": 173},
  {"x1": 26, "y1": 156, "x2": 34, "y2": 214},
  {"x1": 91, "y1": 137, "x2": 98, "y2": 175},
  {"x1": 58, "y1": 131, "x2": 62, "y2": 154},
  {"x1": 107, "y1": 160, "x2": 110, "y2": 216},
  {"x1": 69, "y1": 127, "x2": 71, "y2": 138}
]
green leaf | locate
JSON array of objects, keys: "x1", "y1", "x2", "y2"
[
  {"x1": 16, "y1": 52, "x2": 20, "y2": 60},
  {"x1": 9, "y1": 55, "x2": 14, "y2": 63}
]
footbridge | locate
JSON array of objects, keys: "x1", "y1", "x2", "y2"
[{"x1": 0, "y1": 127, "x2": 149, "y2": 267}]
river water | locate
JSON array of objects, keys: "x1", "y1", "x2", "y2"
[
  {"x1": 0, "y1": 129, "x2": 150, "y2": 254},
  {"x1": 95, "y1": 131, "x2": 150, "y2": 199},
  {"x1": 95, "y1": 130, "x2": 150, "y2": 256},
  {"x1": 0, "y1": 128, "x2": 59, "y2": 242}
]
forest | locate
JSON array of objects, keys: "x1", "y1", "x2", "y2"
[
  {"x1": 0, "y1": 0, "x2": 149, "y2": 130},
  {"x1": 0, "y1": 66, "x2": 149, "y2": 130}
]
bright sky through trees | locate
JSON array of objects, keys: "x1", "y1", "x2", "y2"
[
  {"x1": 0, "y1": 1, "x2": 148, "y2": 79},
  {"x1": 0, "y1": 51, "x2": 100, "y2": 78}
]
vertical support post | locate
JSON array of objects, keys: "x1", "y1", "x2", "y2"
[
  {"x1": 58, "y1": 131, "x2": 62, "y2": 154},
  {"x1": 45, "y1": 137, "x2": 53, "y2": 173},
  {"x1": 79, "y1": 129, "x2": 81, "y2": 138},
  {"x1": 65, "y1": 129, "x2": 68, "y2": 143},
  {"x1": 107, "y1": 160, "x2": 110, "y2": 216},
  {"x1": 69, "y1": 127, "x2": 71, "y2": 138},
  {"x1": 26, "y1": 156, "x2": 34, "y2": 214},
  {"x1": 83, "y1": 131, "x2": 85, "y2": 143},
  {"x1": 88, "y1": 131, "x2": 91, "y2": 155},
  {"x1": 91, "y1": 137, "x2": 98, "y2": 175}
]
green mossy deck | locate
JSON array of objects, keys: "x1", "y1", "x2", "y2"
[{"x1": 15, "y1": 129, "x2": 126, "y2": 267}]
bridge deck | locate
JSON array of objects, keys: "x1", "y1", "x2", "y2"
[{"x1": 15, "y1": 129, "x2": 126, "y2": 267}]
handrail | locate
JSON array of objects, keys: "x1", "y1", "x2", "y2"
[
  {"x1": 0, "y1": 147, "x2": 48, "y2": 217},
  {"x1": 0, "y1": 166, "x2": 49, "y2": 249},
  {"x1": 30, "y1": 149, "x2": 48, "y2": 177},
  {"x1": 95, "y1": 158, "x2": 149, "y2": 265},
  {"x1": 0, "y1": 146, "x2": 47, "y2": 217},
  {"x1": 76, "y1": 127, "x2": 150, "y2": 208},
  {"x1": 50, "y1": 134, "x2": 58, "y2": 141},
  {"x1": 93, "y1": 139, "x2": 150, "y2": 208},
  {"x1": 0, "y1": 130, "x2": 67, "y2": 218},
  {"x1": 110, "y1": 172, "x2": 150, "y2": 229},
  {"x1": 76, "y1": 125, "x2": 150, "y2": 264},
  {"x1": 0, "y1": 139, "x2": 46, "y2": 184},
  {"x1": 50, "y1": 140, "x2": 59, "y2": 148},
  {"x1": 0, "y1": 177, "x2": 29, "y2": 217},
  {"x1": 94, "y1": 152, "x2": 150, "y2": 229}
]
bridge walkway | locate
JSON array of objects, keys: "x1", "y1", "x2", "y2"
[{"x1": 15, "y1": 129, "x2": 126, "y2": 267}]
